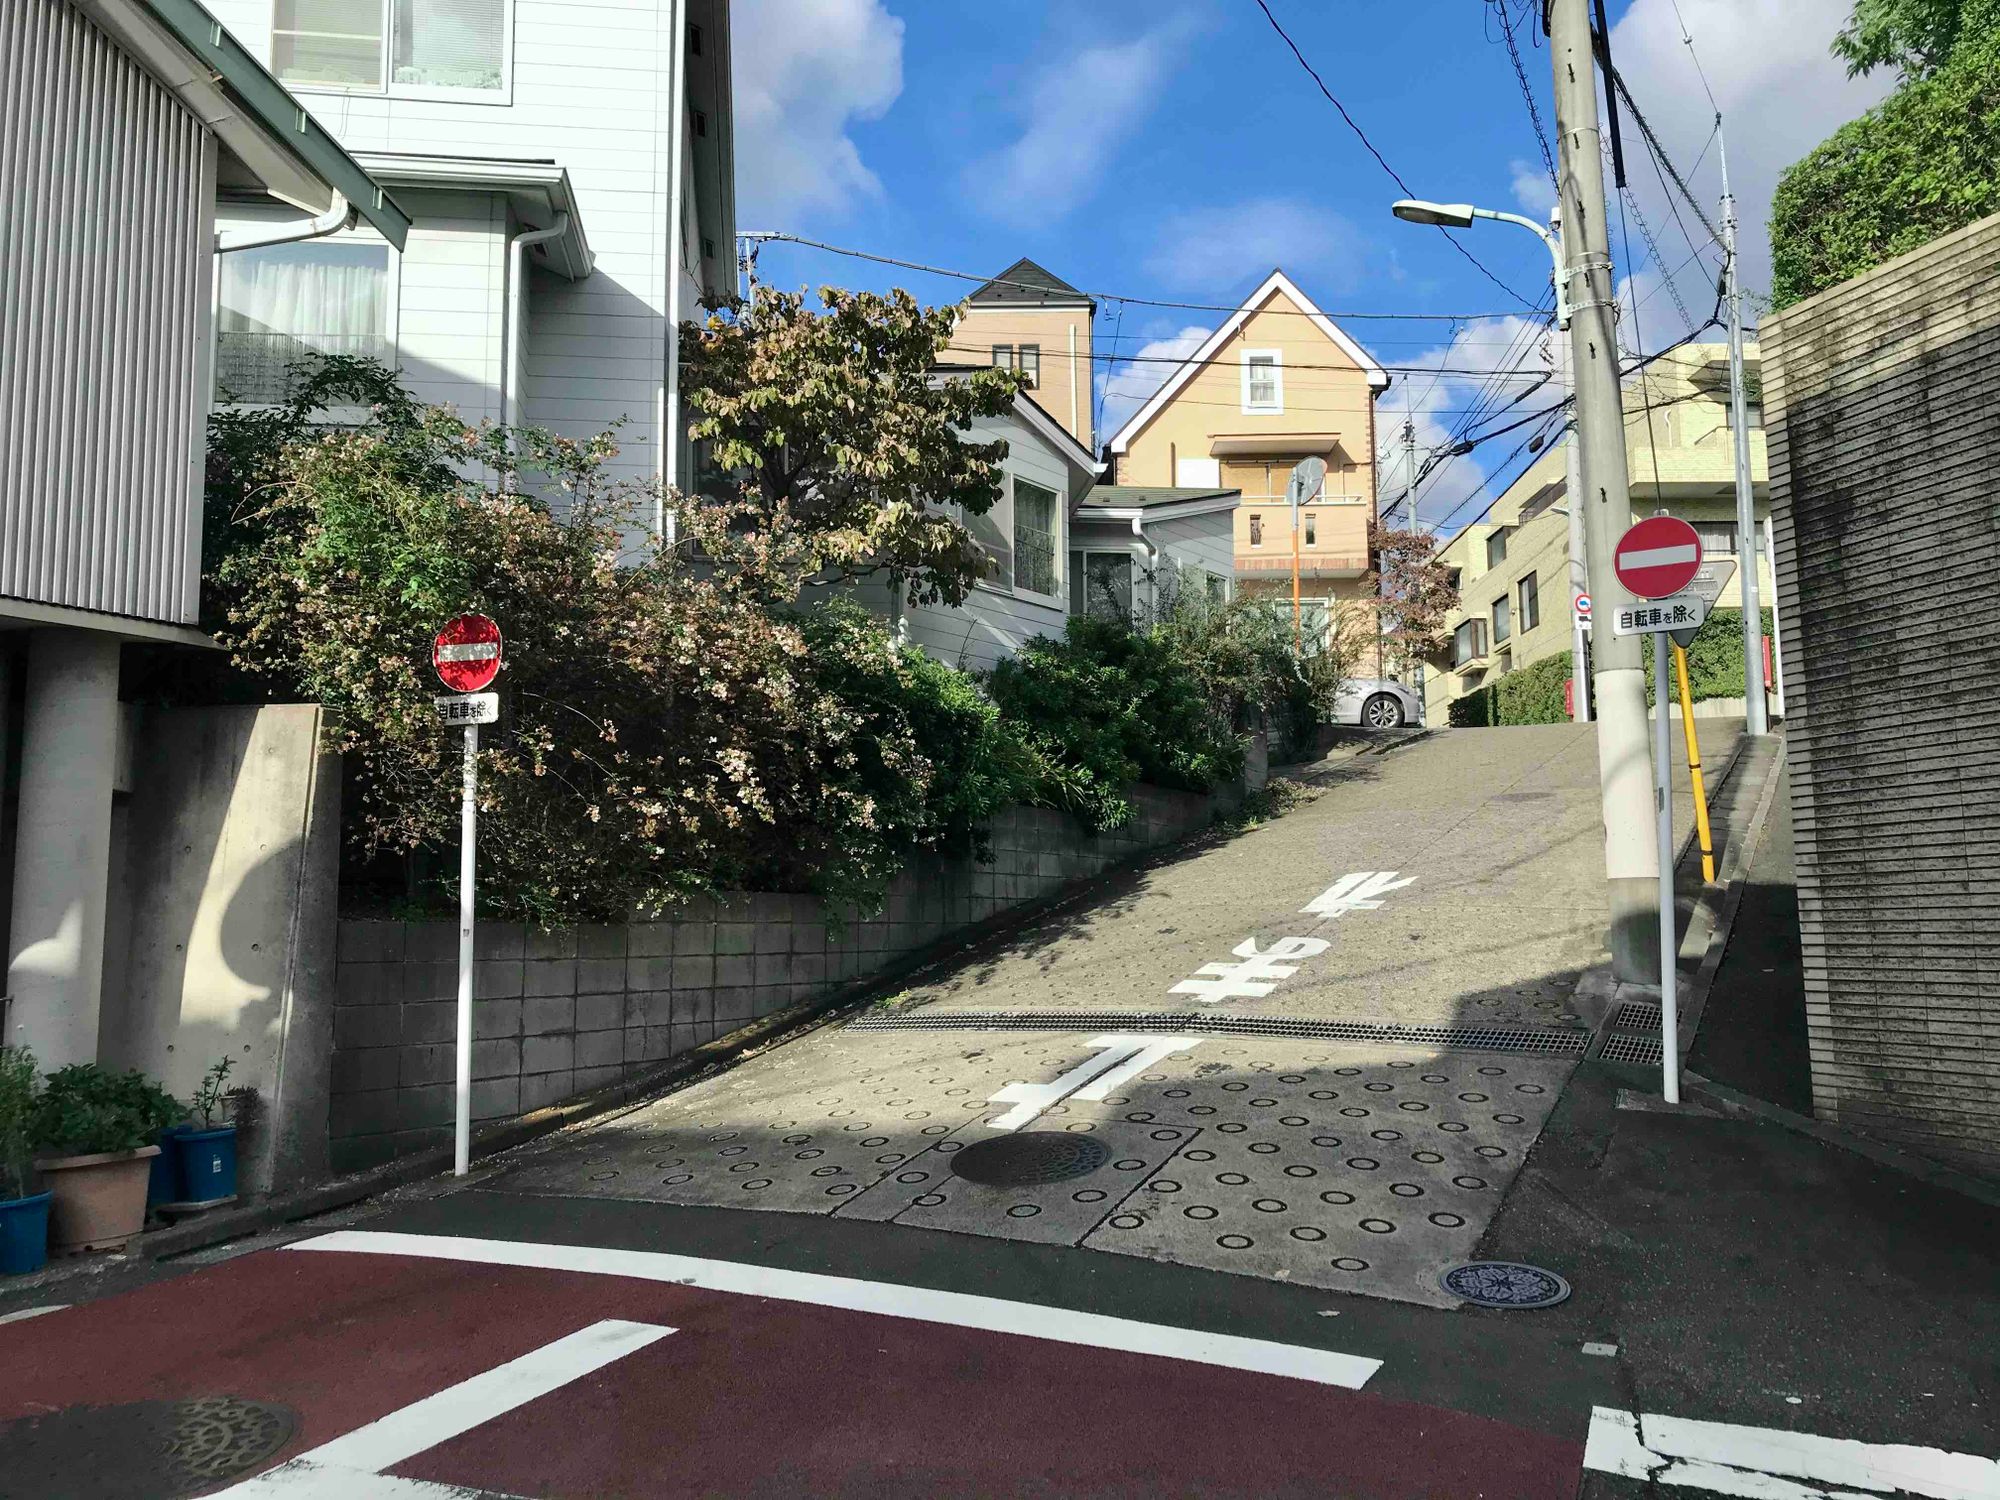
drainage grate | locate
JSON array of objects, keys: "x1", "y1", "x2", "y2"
[
  {"x1": 1600, "y1": 1032, "x2": 1665, "y2": 1066},
  {"x1": 850, "y1": 1011, "x2": 1589, "y2": 1057},
  {"x1": 0, "y1": 1396, "x2": 297, "y2": 1499},
  {"x1": 949, "y1": 1132, "x2": 1109, "y2": 1187},
  {"x1": 1441, "y1": 1261, "x2": 1572, "y2": 1309},
  {"x1": 1608, "y1": 1002, "x2": 1662, "y2": 1034}
]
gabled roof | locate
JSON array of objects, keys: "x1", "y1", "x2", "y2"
[
  {"x1": 1106, "y1": 269, "x2": 1390, "y2": 455},
  {"x1": 970, "y1": 258, "x2": 1094, "y2": 310}
]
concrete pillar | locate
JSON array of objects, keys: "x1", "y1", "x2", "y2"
[{"x1": 5, "y1": 630, "x2": 121, "y2": 1067}]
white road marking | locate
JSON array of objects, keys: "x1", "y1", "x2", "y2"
[
  {"x1": 1583, "y1": 1406, "x2": 2000, "y2": 1499},
  {"x1": 0, "y1": 1305, "x2": 67, "y2": 1325},
  {"x1": 213, "y1": 1319, "x2": 668, "y2": 1498},
  {"x1": 1619, "y1": 542, "x2": 1700, "y2": 570},
  {"x1": 986, "y1": 1033, "x2": 1200, "y2": 1128},
  {"x1": 1580, "y1": 1341, "x2": 1619, "y2": 1357},
  {"x1": 1169, "y1": 936, "x2": 1330, "y2": 1002},
  {"x1": 289, "y1": 1231, "x2": 1383, "y2": 1390},
  {"x1": 434, "y1": 642, "x2": 500, "y2": 663},
  {"x1": 1302, "y1": 871, "x2": 1415, "y2": 919}
]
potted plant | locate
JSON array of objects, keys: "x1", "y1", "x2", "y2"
[
  {"x1": 177, "y1": 1057, "x2": 241, "y2": 1205},
  {"x1": 0, "y1": 1046, "x2": 49, "y2": 1275},
  {"x1": 31, "y1": 1064, "x2": 181, "y2": 1254}
]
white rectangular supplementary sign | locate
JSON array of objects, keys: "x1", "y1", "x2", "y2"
[
  {"x1": 1610, "y1": 592, "x2": 1709, "y2": 638},
  {"x1": 435, "y1": 692, "x2": 500, "y2": 726},
  {"x1": 436, "y1": 641, "x2": 501, "y2": 663}
]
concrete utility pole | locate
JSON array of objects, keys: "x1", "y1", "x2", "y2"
[
  {"x1": 1552, "y1": 209, "x2": 1591, "y2": 724},
  {"x1": 1549, "y1": 0, "x2": 1660, "y2": 984},
  {"x1": 1718, "y1": 130, "x2": 1768, "y2": 735}
]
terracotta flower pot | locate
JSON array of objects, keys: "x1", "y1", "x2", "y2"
[{"x1": 35, "y1": 1145, "x2": 160, "y2": 1254}]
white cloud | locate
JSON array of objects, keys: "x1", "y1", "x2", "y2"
[
  {"x1": 1510, "y1": 159, "x2": 1557, "y2": 218},
  {"x1": 970, "y1": 14, "x2": 1198, "y2": 226},
  {"x1": 1095, "y1": 324, "x2": 1211, "y2": 445},
  {"x1": 1607, "y1": 0, "x2": 1893, "y2": 306},
  {"x1": 1142, "y1": 198, "x2": 1369, "y2": 293},
  {"x1": 1375, "y1": 317, "x2": 1561, "y2": 534},
  {"x1": 733, "y1": 0, "x2": 905, "y2": 225}
]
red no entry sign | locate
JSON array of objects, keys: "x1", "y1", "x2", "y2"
[
  {"x1": 434, "y1": 613, "x2": 503, "y2": 694},
  {"x1": 1613, "y1": 517, "x2": 1702, "y2": 600}
]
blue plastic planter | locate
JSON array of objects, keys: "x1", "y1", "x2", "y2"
[
  {"x1": 178, "y1": 1126, "x2": 237, "y2": 1203},
  {"x1": 0, "y1": 1191, "x2": 51, "y2": 1275},
  {"x1": 148, "y1": 1124, "x2": 194, "y2": 1208}
]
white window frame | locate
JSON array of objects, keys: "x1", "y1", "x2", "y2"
[
  {"x1": 1241, "y1": 349, "x2": 1283, "y2": 413},
  {"x1": 1007, "y1": 472, "x2": 1063, "y2": 605},
  {"x1": 211, "y1": 223, "x2": 403, "y2": 424},
  {"x1": 271, "y1": 0, "x2": 517, "y2": 106}
]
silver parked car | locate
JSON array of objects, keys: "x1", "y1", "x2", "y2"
[{"x1": 1329, "y1": 678, "x2": 1423, "y2": 730}]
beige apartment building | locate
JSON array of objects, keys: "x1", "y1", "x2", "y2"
[
  {"x1": 1423, "y1": 342, "x2": 1774, "y2": 725},
  {"x1": 953, "y1": 258, "x2": 1097, "y2": 451},
  {"x1": 1105, "y1": 270, "x2": 1391, "y2": 626}
]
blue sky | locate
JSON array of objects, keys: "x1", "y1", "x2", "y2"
[{"x1": 733, "y1": 0, "x2": 1889, "y2": 530}]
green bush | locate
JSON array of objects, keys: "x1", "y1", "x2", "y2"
[
  {"x1": 1643, "y1": 608, "x2": 1776, "y2": 706},
  {"x1": 1771, "y1": 22, "x2": 2000, "y2": 306},
  {"x1": 987, "y1": 615, "x2": 1245, "y2": 832},
  {"x1": 31, "y1": 1064, "x2": 182, "y2": 1158},
  {"x1": 0, "y1": 1048, "x2": 37, "y2": 1198}
]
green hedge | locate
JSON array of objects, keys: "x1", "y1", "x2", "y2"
[
  {"x1": 1449, "y1": 608, "x2": 1775, "y2": 727},
  {"x1": 1770, "y1": 25, "x2": 2000, "y2": 307}
]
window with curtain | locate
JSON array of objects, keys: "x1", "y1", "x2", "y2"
[
  {"x1": 1012, "y1": 477, "x2": 1059, "y2": 597},
  {"x1": 1692, "y1": 520, "x2": 1739, "y2": 556},
  {"x1": 274, "y1": 0, "x2": 508, "y2": 94},
  {"x1": 1244, "y1": 352, "x2": 1281, "y2": 411},
  {"x1": 215, "y1": 240, "x2": 392, "y2": 405},
  {"x1": 1519, "y1": 570, "x2": 1540, "y2": 631},
  {"x1": 1070, "y1": 553, "x2": 1133, "y2": 620}
]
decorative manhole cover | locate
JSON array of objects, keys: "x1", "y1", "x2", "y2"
[
  {"x1": 1441, "y1": 1261, "x2": 1572, "y2": 1309},
  {"x1": 0, "y1": 1396, "x2": 297, "y2": 1498},
  {"x1": 950, "y1": 1132, "x2": 1109, "y2": 1186}
]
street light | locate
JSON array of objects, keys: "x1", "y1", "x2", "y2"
[{"x1": 1390, "y1": 200, "x2": 1568, "y2": 325}]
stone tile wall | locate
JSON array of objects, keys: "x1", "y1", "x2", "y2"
[{"x1": 329, "y1": 785, "x2": 1231, "y2": 1172}]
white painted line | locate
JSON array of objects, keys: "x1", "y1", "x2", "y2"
[
  {"x1": 985, "y1": 1041, "x2": 1133, "y2": 1130},
  {"x1": 1584, "y1": 1406, "x2": 2000, "y2": 1499},
  {"x1": 298, "y1": 1320, "x2": 672, "y2": 1474},
  {"x1": 1072, "y1": 1035, "x2": 1199, "y2": 1103},
  {"x1": 0, "y1": 1305, "x2": 67, "y2": 1326},
  {"x1": 289, "y1": 1232, "x2": 1383, "y2": 1390},
  {"x1": 1580, "y1": 1341, "x2": 1619, "y2": 1358},
  {"x1": 216, "y1": 1462, "x2": 515, "y2": 1498},
  {"x1": 434, "y1": 642, "x2": 500, "y2": 663},
  {"x1": 1169, "y1": 936, "x2": 1330, "y2": 1003},
  {"x1": 1618, "y1": 542, "x2": 1699, "y2": 570},
  {"x1": 1301, "y1": 872, "x2": 1415, "y2": 920}
]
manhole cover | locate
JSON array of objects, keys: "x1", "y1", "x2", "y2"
[
  {"x1": 1441, "y1": 1261, "x2": 1572, "y2": 1309},
  {"x1": 0, "y1": 1396, "x2": 296, "y2": 1499},
  {"x1": 950, "y1": 1132, "x2": 1109, "y2": 1186}
]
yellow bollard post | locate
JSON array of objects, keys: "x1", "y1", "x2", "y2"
[{"x1": 1673, "y1": 641, "x2": 1716, "y2": 884}]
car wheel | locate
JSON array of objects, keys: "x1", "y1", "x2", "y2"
[{"x1": 1362, "y1": 693, "x2": 1405, "y2": 730}]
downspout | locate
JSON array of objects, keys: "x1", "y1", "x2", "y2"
[
  {"x1": 662, "y1": 0, "x2": 688, "y2": 542},
  {"x1": 1068, "y1": 323, "x2": 1079, "y2": 442},
  {"x1": 503, "y1": 215, "x2": 571, "y2": 436},
  {"x1": 1131, "y1": 514, "x2": 1160, "y2": 616},
  {"x1": 215, "y1": 191, "x2": 352, "y2": 253}
]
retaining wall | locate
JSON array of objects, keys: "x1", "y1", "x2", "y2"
[
  {"x1": 1763, "y1": 211, "x2": 2000, "y2": 1178},
  {"x1": 329, "y1": 784, "x2": 1237, "y2": 1172}
]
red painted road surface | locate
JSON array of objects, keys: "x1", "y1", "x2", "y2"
[{"x1": 0, "y1": 1241, "x2": 1582, "y2": 1498}]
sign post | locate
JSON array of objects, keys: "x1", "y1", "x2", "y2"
[
  {"x1": 1571, "y1": 593, "x2": 1592, "y2": 723},
  {"x1": 1612, "y1": 518, "x2": 1703, "y2": 1103},
  {"x1": 1285, "y1": 458, "x2": 1326, "y2": 655},
  {"x1": 434, "y1": 613, "x2": 504, "y2": 1175}
]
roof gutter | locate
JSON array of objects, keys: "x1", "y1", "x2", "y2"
[
  {"x1": 215, "y1": 191, "x2": 353, "y2": 253},
  {"x1": 504, "y1": 215, "x2": 573, "y2": 434}
]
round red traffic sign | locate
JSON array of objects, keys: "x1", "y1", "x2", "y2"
[
  {"x1": 1613, "y1": 517, "x2": 1702, "y2": 600},
  {"x1": 434, "y1": 613, "x2": 503, "y2": 694}
]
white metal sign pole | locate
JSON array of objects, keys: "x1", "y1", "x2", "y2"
[
  {"x1": 455, "y1": 722, "x2": 478, "y2": 1175},
  {"x1": 1652, "y1": 629, "x2": 1679, "y2": 1103}
]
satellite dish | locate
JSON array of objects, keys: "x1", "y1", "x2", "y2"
[{"x1": 1286, "y1": 457, "x2": 1327, "y2": 509}]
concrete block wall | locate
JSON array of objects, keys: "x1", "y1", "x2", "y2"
[
  {"x1": 1763, "y1": 211, "x2": 2000, "y2": 1179},
  {"x1": 328, "y1": 783, "x2": 1231, "y2": 1171}
]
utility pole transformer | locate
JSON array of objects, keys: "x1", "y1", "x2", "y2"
[
  {"x1": 1718, "y1": 131, "x2": 1768, "y2": 736},
  {"x1": 1549, "y1": 0, "x2": 1661, "y2": 984}
]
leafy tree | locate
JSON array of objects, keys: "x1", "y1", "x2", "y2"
[
  {"x1": 1370, "y1": 520, "x2": 1458, "y2": 668},
  {"x1": 1832, "y1": 0, "x2": 2000, "y2": 78},
  {"x1": 681, "y1": 286, "x2": 1025, "y2": 609}
]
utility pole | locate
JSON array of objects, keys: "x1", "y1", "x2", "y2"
[
  {"x1": 1553, "y1": 207, "x2": 1590, "y2": 724},
  {"x1": 1550, "y1": 0, "x2": 1660, "y2": 985},
  {"x1": 1718, "y1": 130, "x2": 1768, "y2": 735}
]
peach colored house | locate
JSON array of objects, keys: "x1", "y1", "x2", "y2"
[
  {"x1": 952, "y1": 258, "x2": 1096, "y2": 452},
  {"x1": 1105, "y1": 270, "x2": 1390, "y2": 618}
]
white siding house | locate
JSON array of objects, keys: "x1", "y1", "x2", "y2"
[
  {"x1": 203, "y1": 0, "x2": 734, "y2": 498},
  {"x1": 865, "y1": 388, "x2": 1101, "y2": 672},
  {"x1": 1069, "y1": 487, "x2": 1240, "y2": 622}
]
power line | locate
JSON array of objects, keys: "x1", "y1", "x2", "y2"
[
  {"x1": 1492, "y1": 0, "x2": 1557, "y2": 186},
  {"x1": 1606, "y1": 68, "x2": 1725, "y2": 247},
  {"x1": 741, "y1": 232, "x2": 1518, "y2": 323},
  {"x1": 1249, "y1": 0, "x2": 1541, "y2": 311}
]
